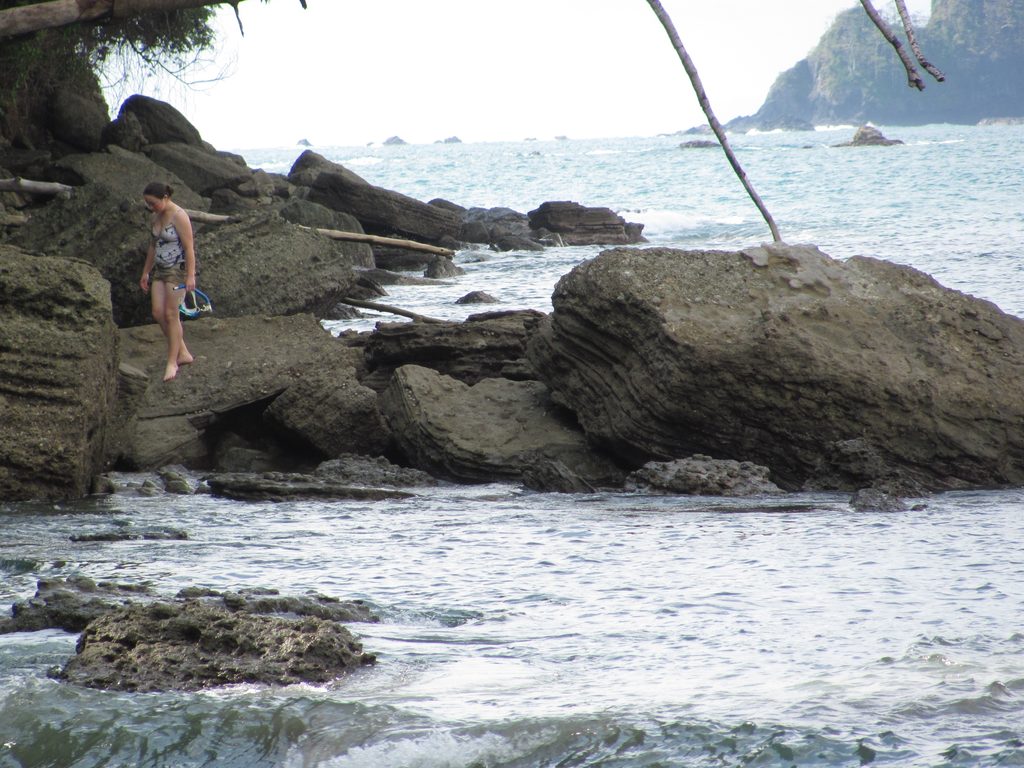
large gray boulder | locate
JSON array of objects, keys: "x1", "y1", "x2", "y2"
[
  {"x1": 380, "y1": 364, "x2": 624, "y2": 490},
  {"x1": 48, "y1": 87, "x2": 109, "y2": 153},
  {"x1": 105, "y1": 94, "x2": 204, "y2": 148},
  {"x1": 143, "y1": 142, "x2": 253, "y2": 196},
  {"x1": 47, "y1": 144, "x2": 206, "y2": 208},
  {"x1": 0, "y1": 247, "x2": 118, "y2": 501},
  {"x1": 290, "y1": 151, "x2": 462, "y2": 244},
  {"x1": 185, "y1": 209, "x2": 368, "y2": 320},
  {"x1": 111, "y1": 314, "x2": 383, "y2": 470},
  {"x1": 528, "y1": 244, "x2": 1024, "y2": 492},
  {"x1": 528, "y1": 201, "x2": 646, "y2": 246}
]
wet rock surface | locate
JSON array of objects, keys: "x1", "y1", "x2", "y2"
[
  {"x1": 626, "y1": 455, "x2": 783, "y2": 496},
  {"x1": 54, "y1": 599, "x2": 375, "y2": 692}
]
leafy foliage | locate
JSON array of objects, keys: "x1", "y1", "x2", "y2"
[{"x1": 0, "y1": 1, "x2": 216, "y2": 147}]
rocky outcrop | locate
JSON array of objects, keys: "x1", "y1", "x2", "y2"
[
  {"x1": 0, "y1": 248, "x2": 118, "y2": 501},
  {"x1": 105, "y1": 94, "x2": 204, "y2": 148},
  {"x1": 734, "y1": 0, "x2": 1024, "y2": 129},
  {"x1": 4, "y1": 576, "x2": 376, "y2": 692},
  {"x1": 528, "y1": 244, "x2": 1024, "y2": 493},
  {"x1": 10, "y1": 150, "x2": 365, "y2": 327},
  {"x1": 626, "y1": 455, "x2": 782, "y2": 496},
  {"x1": 834, "y1": 125, "x2": 904, "y2": 147},
  {"x1": 357, "y1": 310, "x2": 544, "y2": 392},
  {"x1": 205, "y1": 473, "x2": 415, "y2": 502},
  {"x1": 142, "y1": 142, "x2": 253, "y2": 197},
  {"x1": 55, "y1": 600, "x2": 374, "y2": 692},
  {"x1": 380, "y1": 364, "x2": 625, "y2": 490},
  {"x1": 528, "y1": 201, "x2": 646, "y2": 246},
  {"x1": 0, "y1": 576, "x2": 145, "y2": 634},
  {"x1": 48, "y1": 87, "x2": 109, "y2": 153},
  {"x1": 111, "y1": 314, "x2": 383, "y2": 471},
  {"x1": 0, "y1": 576, "x2": 378, "y2": 635},
  {"x1": 290, "y1": 151, "x2": 462, "y2": 245},
  {"x1": 185, "y1": 210, "x2": 369, "y2": 320}
]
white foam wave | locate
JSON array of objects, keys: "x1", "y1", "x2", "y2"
[
  {"x1": 633, "y1": 208, "x2": 746, "y2": 234},
  {"x1": 292, "y1": 728, "x2": 547, "y2": 768},
  {"x1": 342, "y1": 156, "x2": 385, "y2": 167},
  {"x1": 814, "y1": 124, "x2": 858, "y2": 132}
]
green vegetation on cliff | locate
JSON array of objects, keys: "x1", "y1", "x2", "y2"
[
  {"x1": 0, "y1": 2, "x2": 215, "y2": 149},
  {"x1": 742, "y1": 0, "x2": 1024, "y2": 128}
]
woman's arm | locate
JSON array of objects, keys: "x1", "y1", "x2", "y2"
[
  {"x1": 175, "y1": 207, "x2": 197, "y2": 292},
  {"x1": 140, "y1": 240, "x2": 156, "y2": 294}
]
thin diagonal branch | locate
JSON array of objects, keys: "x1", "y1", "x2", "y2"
[
  {"x1": 893, "y1": 0, "x2": 945, "y2": 82},
  {"x1": 645, "y1": 0, "x2": 782, "y2": 243},
  {"x1": 860, "y1": 0, "x2": 926, "y2": 90}
]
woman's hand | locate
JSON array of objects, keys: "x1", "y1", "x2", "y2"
[
  {"x1": 140, "y1": 273, "x2": 150, "y2": 294},
  {"x1": 185, "y1": 273, "x2": 196, "y2": 292}
]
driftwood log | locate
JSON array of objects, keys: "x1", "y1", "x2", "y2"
[
  {"x1": 0, "y1": 178, "x2": 74, "y2": 196},
  {"x1": 181, "y1": 213, "x2": 453, "y2": 257},
  {"x1": 338, "y1": 297, "x2": 443, "y2": 324},
  {"x1": 298, "y1": 226, "x2": 453, "y2": 257}
]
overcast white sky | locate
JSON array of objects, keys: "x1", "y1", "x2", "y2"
[{"x1": 121, "y1": 0, "x2": 933, "y2": 150}]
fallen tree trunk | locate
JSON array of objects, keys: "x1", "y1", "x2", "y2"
[
  {"x1": 300, "y1": 226, "x2": 454, "y2": 257},
  {"x1": 0, "y1": 178, "x2": 74, "y2": 196},
  {"x1": 183, "y1": 213, "x2": 454, "y2": 256},
  {"x1": 339, "y1": 297, "x2": 444, "y2": 324},
  {"x1": 184, "y1": 209, "x2": 236, "y2": 224}
]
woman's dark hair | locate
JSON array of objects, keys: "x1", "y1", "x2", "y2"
[{"x1": 143, "y1": 182, "x2": 174, "y2": 198}]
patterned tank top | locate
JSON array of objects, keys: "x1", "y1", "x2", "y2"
[{"x1": 153, "y1": 221, "x2": 185, "y2": 268}]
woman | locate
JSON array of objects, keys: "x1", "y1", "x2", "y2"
[{"x1": 139, "y1": 182, "x2": 196, "y2": 381}]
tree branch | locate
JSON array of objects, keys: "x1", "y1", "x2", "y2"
[
  {"x1": 860, "y1": 0, "x2": 926, "y2": 90},
  {"x1": 338, "y1": 297, "x2": 444, "y2": 324},
  {"x1": 645, "y1": 0, "x2": 782, "y2": 243},
  {"x1": 893, "y1": 0, "x2": 945, "y2": 82}
]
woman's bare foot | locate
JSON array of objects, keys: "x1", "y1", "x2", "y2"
[
  {"x1": 177, "y1": 352, "x2": 194, "y2": 365},
  {"x1": 163, "y1": 362, "x2": 179, "y2": 382}
]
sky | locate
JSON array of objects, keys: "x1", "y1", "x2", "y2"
[{"x1": 117, "y1": 0, "x2": 933, "y2": 150}]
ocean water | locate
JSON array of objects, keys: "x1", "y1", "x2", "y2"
[{"x1": 2, "y1": 125, "x2": 1024, "y2": 767}]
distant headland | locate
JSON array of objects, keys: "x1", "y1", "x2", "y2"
[{"x1": 727, "y1": 0, "x2": 1024, "y2": 131}]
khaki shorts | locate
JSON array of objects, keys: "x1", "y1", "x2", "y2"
[{"x1": 151, "y1": 262, "x2": 186, "y2": 287}]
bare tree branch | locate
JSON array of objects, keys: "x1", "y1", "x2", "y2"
[
  {"x1": 860, "y1": 0, "x2": 926, "y2": 90},
  {"x1": 893, "y1": 0, "x2": 946, "y2": 82},
  {"x1": 645, "y1": 0, "x2": 782, "y2": 243}
]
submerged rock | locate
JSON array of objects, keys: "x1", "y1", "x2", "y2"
[
  {"x1": 835, "y1": 125, "x2": 904, "y2": 147},
  {"x1": 54, "y1": 600, "x2": 375, "y2": 692},
  {"x1": 626, "y1": 455, "x2": 783, "y2": 496},
  {"x1": 204, "y1": 472, "x2": 416, "y2": 502},
  {"x1": 0, "y1": 577, "x2": 150, "y2": 634}
]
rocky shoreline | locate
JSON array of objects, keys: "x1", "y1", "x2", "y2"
[
  {"x1": 5, "y1": 96, "x2": 1024, "y2": 503},
  {"x1": 5, "y1": 94, "x2": 1024, "y2": 692}
]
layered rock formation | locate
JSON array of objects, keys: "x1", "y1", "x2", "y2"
[
  {"x1": 0, "y1": 247, "x2": 117, "y2": 500},
  {"x1": 528, "y1": 244, "x2": 1024, "y2": 493}
]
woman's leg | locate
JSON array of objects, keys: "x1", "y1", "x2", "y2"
[{"x1": 155, "y1": 280, "x2": 192, "y2": 381}]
